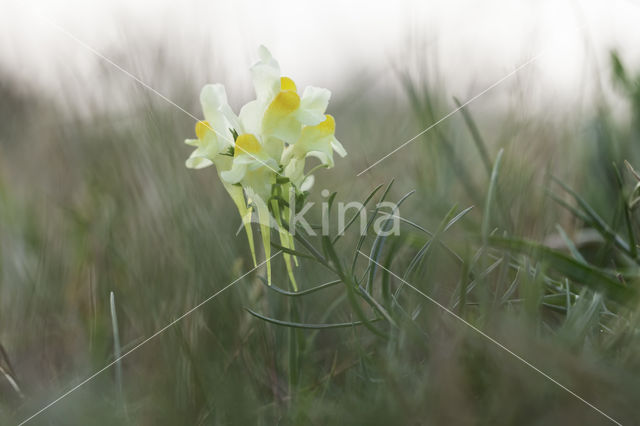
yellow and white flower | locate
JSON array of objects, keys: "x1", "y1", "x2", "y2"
[
  {"x1": 183, "y1": 46, "x2": 348, "y2": 290},
  {"x1": 185, "y1": 84, "x2": 259, "y2": 267},
  {"x1": 282, "y1": 114, "x2": 347, "y2": 190},
  {"x1": 219, "y1": 131, "x2": 282, "y2": 284},
  {"x1": 249, "y1": 46, "x2": 332, "y2": 143}
]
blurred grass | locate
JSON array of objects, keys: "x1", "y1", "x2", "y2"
[{"x1": 1, "y1": 45, "x2": 640, "y2": 425}]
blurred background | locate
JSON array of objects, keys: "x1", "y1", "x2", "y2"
[
  {"x1": 2, "y1": 0, "x2": 640, "y2": 424},
  {"x1": 4, "y1": 0, "x2": 640, "y2": 111}
]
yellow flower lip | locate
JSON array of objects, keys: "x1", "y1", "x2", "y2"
[
  {"x1": 195, "y1": 120, "x2": 211, "y2": 140},
  {"x1": 235, "y1": 133, "x2": 262, "y2": 157},
  {"x1": 280, "y1": 76, "x2": 297, "y2": 92},
  {"x1": 317, "y1": 114, "x2": 335, "y2": 134},
  {"x1": 270, "y1": 90, "x2": 300, "y2": 114}
]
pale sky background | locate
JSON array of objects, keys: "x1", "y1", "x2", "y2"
[{"x1": 1, "y1": 0, "x2": 640, "y2": 112}]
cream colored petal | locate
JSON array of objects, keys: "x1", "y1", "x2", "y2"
[
  {"x1": 233, "y1": 154, "x2": 262, "y2": 166},
  {"x1": 331, "y1": 137, "x2": 347, "y2": 157},
  {"x1": 232, "y1": 154, "x2": 278, "y2": 173},
  {"x1": 200, "y1": 85, "x2": 229, "y2": 134},
  {"x1": 220, "y1": 104, "x2": 241, "y2": 135},
  {"x1": 283, "y1": 156, "x2": 306, "y2": 187},
  {"x1": 213, "y1": 154, "x2": 233, "y2": 172},
  {"x1": 297, "y1": 86, "x2": 330, "y2": 125},
  {"x1": 185, "y1": 149, "x2": 214, "y2": 169},
  {"x1": 238, "y1": 99, "x2": 265, "y2": 135},
  {"x1": 220, "y1": 162, "x2": 248, "y2": 183},
  {"x1": 291, "y1": 115, "x2": 337, "y2": 167},
  {"x1": 281, "y1": 144, "x2": 295, "y2": 165},
  {"x1": 243, "y1": 168, "x2": 276, "y2": 203},
  {"x1": 185, "y1": 130, "x2": 220, "y2": 169},
  {"x1": 200, "y1": 84, "x2": 239, "y2": 141},
  {"x1": 300, "y1": 174, "x2": 315, "y2": 192},
  {"x1": 250, "y1": 46, "x2": 281, "y2": 102},
  {"x1": 306, "y1": 150, "x2": 334, "y2": 168},
  {"x1": 262, "y1": 136, "x2": 284, "y2": 164}
]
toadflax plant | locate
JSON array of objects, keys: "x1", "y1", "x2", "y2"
[{"x1": 184, "y1": 46, "x2": 347, "y2": 289}]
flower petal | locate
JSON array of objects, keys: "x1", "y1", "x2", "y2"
[
  {"x1": 262, "y1": 91, "x2": 302, "y2": 143},
  {"x1": 300, "y1": 174, "x2": 315, "y2": 192},
  {"x1": 281, "y1": 144, "x2": 295, "y2": 165},
  {"x1": 234, "y1": 133, "x2": 262, "y2": 157},
  {"x1": 290, "y1": 115, "x2": 338, "y2": 167},
  {"x1": 297, "y1": 86, "x2": 330, "y2": 125},
  {"x1": 200, "y1": 84, "x2": 239, "y2": 142},
  {"x1": 185, "y1": 149, "x2": 214, "y2": 169},
  {"x1": 331, "y1": 137, "x2": 347, "y2": 157},
  {"x1": 262, "y1": 136, "x2": 284, "y2": 164},
  {"x1": 250, "y1": 46, "x2": 281, "y2": 102},
  {"x1": 200, "y1": 85, "x2": 229, "y2": 133},
  {"x1": 306, "y1": 150, "x2": 334, "y2": 168},
  {"x1": 238, "y1": 99, "x2": 265, "y2": 135},
  {"x1": 280, "y1": 76, "x2": 297, "y2": 92},
  {"x1": 220, "y1": 162, "x2": 248, "y2": 183},
  {"x1": 283, "y1": 156, "x2": 306, "y2": 187}
]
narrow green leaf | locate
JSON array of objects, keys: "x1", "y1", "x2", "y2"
[
  {"x1": 351, "y1": 180, "x2": 394, "y2": 274},
  {"x1": 367, "y1": 190, "x2": 415, "y2": 293},
  {"x1": 357, "y1": 285, "x2": 397, "y2": 327},
  {"x1": 403, "y1": 204, "x2": 458, "y2": 281},
  {"x1": 332, "y1": 184, "x2": 384, "y2": 244},
  {"x1": 322, "y1": 235, "x2": 388, "y2": 337},
  {"x1": 391, "y1": 210, "x2": 471, "y2": 265},
  {"x1": 246, "y1": 309, "x2": 382, "y2": 329},
  {"x1": 381, "y1": 238, "x2": 401, "y2": 309},
  {"x1": 270, "y1": 242, "x2": 315, "y2": 260},
  {"x1": 259, "y1": 277, "x2": 342, "y2": 297}
]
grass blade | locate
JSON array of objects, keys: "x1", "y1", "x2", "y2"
[
  {"x1": 555, "y1": 224, "x2": 587, "y2": 264},
  {"x1": 551, "y1": 175, "x2": 632, "y2": 255},
  {"x1": 482, "y1": 148, "x2": 504, "y2": 245},
  {"x1": 488, "y1": 236, "x2": 635, "y2": 304},
  {"x1": 454, "y1": 96, "x2": 492, "y2": 176},
  {"x1": 110, "y1": 291, "x2": 127, "y2": 418}
]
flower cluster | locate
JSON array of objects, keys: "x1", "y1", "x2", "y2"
[{"x1": 184, "y1": 46, "x2": 346, "y2": 288}]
